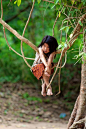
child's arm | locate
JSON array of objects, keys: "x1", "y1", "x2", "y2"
[
  {"x1": 45, "y1": 52, "x2": 55, "y2": 75},
  {"x1": 47, "y1": 52, "x2": 55, "y2": 67},
  {"x1": 39, "y1": 47, "x2": 48, "y2": 67}
]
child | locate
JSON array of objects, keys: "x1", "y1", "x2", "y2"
[{"x1": 31, "y1": 35, "x2": 58, "y2": 96}]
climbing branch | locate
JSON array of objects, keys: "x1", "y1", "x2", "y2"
[
  {"x1": 3, "y1": 27, "x2": 35, "y2": 60},
  {"x1": 21, "y1": 1, "x2": 35, "y2": 69},
  {"x1": 56, "y1": 13, "x2": 86, "y2": 55},
  {"x1": 0, "y1": 18, "x2": 38, "y2": 53},
  {"x1": 0, "y1": 13, "x2": 86, "y2": 56}
]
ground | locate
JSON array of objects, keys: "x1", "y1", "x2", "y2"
[{"x1": 0, "y1": 82, "x2": 72, "y2": 129}]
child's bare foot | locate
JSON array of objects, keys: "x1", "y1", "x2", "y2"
[
  {"x1": 47, "y1": 86, "x2": 53, "y2": 96},
  {"x1": 41, "y1": 83, "x2": 46, "y2": 97}
]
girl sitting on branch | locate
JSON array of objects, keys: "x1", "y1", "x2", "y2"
[{"x1": 31, "y1": 35, "x2": 58, "y2": 96}]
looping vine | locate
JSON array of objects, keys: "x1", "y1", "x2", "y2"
[
  {"x1": 21, "y1": 0, "x2": 35, "y2": 69},
  {"x1": 1, "y1": 0, "x2": 86, "y2": 97}
]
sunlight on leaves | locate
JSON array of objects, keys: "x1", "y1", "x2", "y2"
[
  {"x1": 14, "y1": 0, "x2": 21, "y2": 6},
  {"x1": 71, "y1": 0, "x2": 75, "y2": 4},
  {"x1": 37, "y1": 0, "x2": 41, "y2": 4},
  {"x1": 51, "y1": 0, "x2": 59, "y2": 9}
]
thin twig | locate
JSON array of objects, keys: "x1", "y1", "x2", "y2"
[
  {"x1": 47, "y1": 49, "x2": 64, "y2": 90},
  {"x1": 53, "y1": 52, "x2": 67, "y2": 68},
  {"x1": 63, "y1": 12, "x2": 75, "y2": 29},
  {"x1": 21, "y1": 1, "x2": 35, "y2": 69},
  {"x1": 1, "y1": 0, "x2": 35, "y2": 61},
  {"x1": 55, "y1": 59, "x2": 62, "y2": 96},
  {"x1": 52, "y1": 6, "x2": 64, "y2": 36},
  {"x1": 0, "y1": 19, "x2": 39, "y2": 52},
  {"x1": 3, "y1": 28, "x2": 35, "y2": 60},
  {"x1": 43, "y1": 0, "x2": 54, "y2": 4},
  {"x1": 43, "y1": 0, "x2": 86, "y2": 9},
  {"x1": 1, "y1": 0, "x2": 3, "y2": 19}
]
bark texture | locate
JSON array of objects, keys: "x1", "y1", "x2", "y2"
[{"x1": 67, "y1": 28, "x2": 86, "y2": 129}]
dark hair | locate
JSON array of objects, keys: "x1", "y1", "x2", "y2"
[{"x1": 38, "y1": 35, "x2": 58, "y2": 55}]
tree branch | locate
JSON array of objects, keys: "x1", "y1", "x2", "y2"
[
  {"x1": 56, "y1": 13, "x2": 86, "y2": 54},
  {"x1": 43, "y1": 0, "x2": 86, "y2": 9},
  {"x1": 0, "y1": 13, "x2": 86, "y2": 55},
  {"x1": 67, "y1": 95, "x2": 80, "y2": 129},
  {"x1": 0, "y1": 18, "x2": 38, "y2": 53},
  {"x1": 69, "y1": 117, "x2": 86, "y2": 129}
]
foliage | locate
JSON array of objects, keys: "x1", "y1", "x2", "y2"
[
  {"x1": 14, "y1": 0, "x2": 21, "y2": 6},
  {"x1": 0, "y1": 0, "x2": 85, "y2": 88}
]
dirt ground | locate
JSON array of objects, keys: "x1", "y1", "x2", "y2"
[
  {"x1": 0, "y1": 122, "x2": 67, "y2": 129},
  {"x1": 0, "y1": 82, "x2": 71, "y2": 129}
]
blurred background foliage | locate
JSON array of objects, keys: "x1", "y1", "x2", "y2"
[{"x1": 0, "y1": 0, "x2": 85, "y2": 102}]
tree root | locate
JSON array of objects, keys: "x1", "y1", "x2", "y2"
[{"x1": 69, "y1": 117, "x2": 86, "y2": 129}]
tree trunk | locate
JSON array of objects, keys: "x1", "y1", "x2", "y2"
[{"x1": 67, "y1": 29, "x2": 86, "y2": 129}]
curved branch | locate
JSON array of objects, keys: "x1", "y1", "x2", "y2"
[
  {"x1": 52, "y1": 6, "x2": 64, "y2": 36},
  {"x1": 3, "y1": 27, "x2": 35, "y2": 60},
  {"x1": 56, "y1": 13, "x2": 86, "y2": 54},
  {"x1": 0, "y1": 13, "x2": 86, "y2": 56},
  {"x1": 21, "y1": 1, "x2": 35, "y2": 69},
  {"x1": 0, "y1": 18, "x2": 39, "y2": 53},
  {"x1": 72, "y1": 13, "x2": 86, "y2": 37}
]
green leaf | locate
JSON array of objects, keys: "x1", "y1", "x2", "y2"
[
  {"x1": 78, "y1": 52, "x2": 84, "y2": 57},
  {"x1": 37, "y1": 0, "x2": 41, "y2": 4},
  {"x1": 65, "y1": 26, "x2": 69, "y2": 33},
  {"x1": 60, "y1": 26, "x2": 66, "y2": 31},
  {"x1": 55, "y1": 0, "x2": 59, "y2": 4},
  {"x1": 74, "y1": 52, "x2": 84, "y2": 59},
  {"x1": 63, "y1": 20, "x2": 68, "y2": 23},
  {"x1": 14, "y1": 1, "x2": 17, "y2": 4},
  {"x1": 51, "y1": 0, "x2": 59, "y2": 9},
  {"x1": 14, "y1": 0, "x2": 21, "y2": 6},
  {"x1": 71, "y1": 0, "x2": 75, "y2": 4},
  {"x1": 17, "y1": 0, "x2": 21, "y2": 6},
  {"x1": 78, "y1": 3, "x2": 83, "y2": 9},
  {"x1": 79, "y1": 20, "x2": 83, "y2": 26}
]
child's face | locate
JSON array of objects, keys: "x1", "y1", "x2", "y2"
[{"x1": 42, "y1": 43, "x2": 50, "y2": 54}]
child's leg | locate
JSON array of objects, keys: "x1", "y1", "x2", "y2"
[
  {"x1": 41, "y1": 82, "x2": 46, "y2": 97},
  {"x1": 43, "y1": 73, "x2": 53, "y2": 96}
]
